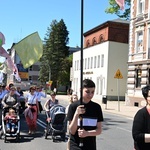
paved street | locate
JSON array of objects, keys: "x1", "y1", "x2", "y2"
[{"x1": 0, "y1": 93, "x2": 143, "y2": 150}]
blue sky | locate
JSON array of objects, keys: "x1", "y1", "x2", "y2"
[{"x1": 0, "y1": 0, "x2": 118, "y2": 62}]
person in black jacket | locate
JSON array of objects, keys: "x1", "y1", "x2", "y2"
[{"x1": 132, "y1": 85, "x2": 150, "y2": 150}]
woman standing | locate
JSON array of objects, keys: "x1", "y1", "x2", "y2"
[
  {"x1": 44, "y1": 91, "x2": 59, "y2": 112},
  {"x1": 35, "y1": 86, "x2": 46, "y2": 113},
  {"x1": 132, "y1": 85, "x2": 150, "y2": 150},
  {"x1": 25, "y1": 86, "x2": 39, "y2": 134}
]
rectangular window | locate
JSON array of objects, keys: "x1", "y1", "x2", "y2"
[
  {"x1": 101, "y1": 54, "x2": 104, "y2": 67},
  {"x1": 87, "y1": 58, "x2": 90, "y2": 69},
  {"x1": 85, "y1": 58, "x2": 87, "y2": 69},
  {"x1": 75, "y1": 61, "x2": 76, "y2": 71},
  {"x1": 135, "y1": 69, "x2": 142, "y2": 88},
  {"x1": 137, "y1": 0, "x2": 145, "y2": 15},
  {"x1": 77, "y1": 60, "x2": 79, "y2": 70},
  {"x1": 94, "y1": 56, "x2": 97, "y2": 68},
  {"x1": 136, "y1": 31, "x2": 143, "y2": 53},
  {"x1": 97, "y1": 55, "x2": 100, "y2": 68},
  {"x1": 91, "y1": 57, "x2": 93, "y2": 69},
  {"x1": 29, "y1": 66, "x2": 33, "y2": 71}
]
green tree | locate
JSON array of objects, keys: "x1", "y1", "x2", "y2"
[
  {"x1": 105, "y1": 0, "x2": 130, "y2": 20},
  {"x1": 39, "y1": 19, "x2": 70, "y2": 89}
]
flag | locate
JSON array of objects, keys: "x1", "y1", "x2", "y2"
[
  {"x1": 13, "y1": 64, "x2": 21, "y2": 82},
  {"x1": 0, "y1": 46, "x2": 10, "y2": 58},
  {"x1": 0, "y1": 47, "x2": 16, "y2": 72},
  {"x1": 14, "y1": 32, "x2": 43, "y2": 69},
  {"x1": 0, "y1": 62, "x2": 7, "y2": 74},
  {"x1": 0, "y1": 72, "x2": 4, "y2": 83},
  {"x1": 115, "y1": 0, "x2": 125, "y2": 10},
  {"x1": 0, "y1": 32, "x2": 5, "y2": 46}
]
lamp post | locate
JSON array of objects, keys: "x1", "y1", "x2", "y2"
[{"x1": 79, "y1": 0, "x2": 84, "y2": 148}]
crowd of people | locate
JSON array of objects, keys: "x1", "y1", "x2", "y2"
[
  {"x1": 0, "y1": 79, "x2": 104, "y2": 150},
  {"x1": 2, "y1": 79, "x2": 150, "y2": 150}
]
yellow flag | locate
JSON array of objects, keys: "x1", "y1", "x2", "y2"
[{"x1": 14, "y1": 32, "x2": 43, "y2": 68}]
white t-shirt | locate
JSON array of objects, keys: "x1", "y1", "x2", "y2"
[
  {"x1": 35, "y1": 91, "x2": 46, "y2": 102},
  {"x1": 26, "y1": 93, "x2": 37, "y2": 104}
]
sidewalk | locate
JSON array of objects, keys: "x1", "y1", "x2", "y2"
[{"x1": 56, "y1": 95, "x2": 141, "y2": 119}]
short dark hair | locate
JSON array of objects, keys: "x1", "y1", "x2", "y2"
[
  {"x1": 142, "y1": 85, "x2": 150, "y2": 100},
  {"x1": 82, "y1": 79, "x2": 95, "y2": 88}
]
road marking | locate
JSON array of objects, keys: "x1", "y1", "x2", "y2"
[
  {"x1": 117, "y1": 127, "x2": 131, "y2": 133},
  {"x1": 37, "y1": 119, "x2": 47, "y2": 128}
]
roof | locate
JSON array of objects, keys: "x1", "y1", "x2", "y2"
[{"x1": 84, "y1": 18, "x2": 129, "y2": 36}]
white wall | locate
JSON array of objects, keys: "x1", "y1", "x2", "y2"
[{"x1": 71, "y1": 41, "x2": 129, "y2": 101}]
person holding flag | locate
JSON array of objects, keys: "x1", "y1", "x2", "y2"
[{"x1": 67, "y1": 79, "x2": 103, "y2": 150}]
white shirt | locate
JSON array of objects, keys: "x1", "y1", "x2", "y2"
[
  {"x1": 35, "y1": 91, "x2": 46, "y2": 102},
  {"x1": 26, "y1": 93, "x2": 37, "y2": 104}
]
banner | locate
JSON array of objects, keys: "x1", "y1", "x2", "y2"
[{"x1": 14, "y1": 32, "x2": 43, "y2": 69}]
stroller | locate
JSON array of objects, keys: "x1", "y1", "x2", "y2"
[
  {"x1": 44, "y1": 104, "x2": 66, "y2": 141},
  {"x1": 0, "y1": 107, "x2": 20, "y2": 143}
]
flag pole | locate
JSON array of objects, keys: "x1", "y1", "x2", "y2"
[{"x1": 79, "y1": 0, "x2": 84, "y2": 147}]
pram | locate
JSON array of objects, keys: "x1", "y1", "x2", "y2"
[
  {"x1": 44, "y1": 104, "x2": 66, "y2": 141},
  {"x1": 0, "y1": 107, "x2": 20, "y2": 143}
]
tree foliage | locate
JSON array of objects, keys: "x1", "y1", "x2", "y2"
[
  {"x1": 105, "y1": 0, "x2": 130, "y2": 20},
  {"x1": 39, "y1": 19, "x2": 70, "y2": 89}
]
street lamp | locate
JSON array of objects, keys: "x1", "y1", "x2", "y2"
[{"x1": 79, "y1": 0, "x2": 84, "y2": 148}]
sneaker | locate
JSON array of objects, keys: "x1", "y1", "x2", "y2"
[{"x1": 28, "y1": 130, "x2": 31, "y2": 135}]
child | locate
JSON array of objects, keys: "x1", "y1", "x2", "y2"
[
  {"x1": 66, "y1": 93, "x2": 78, "y2": 115},
  {"x1": 67, "y1": 79, "x2": 103, "y2": 150},
  {"x1": 5, "y1": 108, "x2": 17, "y2": 133},
  {"x1": 66, "y1": 93, "x2": 78, "y2": 150}
]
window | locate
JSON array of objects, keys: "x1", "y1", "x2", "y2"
[
  {"x1": 87, "y1": 58, "x2": 90, "y2": 69},
  {"x1": 29, "y1": 66, "x2": 33, "y2": 71},
  {"x1": 137, "y1": 0, "x2": 145, "y2": 15},
  {"x1": 99, "y1": 34, "x2": 104, "y2": 43},
  {"x1": 77, "y1": 60, "x2": 79, "y2": 70},
  {"x1": 91, "y1": 57, "x2": 93, "y2": 69},
  {"x1": 101, "y1": 54, "x2": 104, "y2": 67},
  {"x1": 135, "y1": 69, "x2": 142, "y2": 88},
  {"x1": 136, "y1": 31, "x2": 143, "y2": 53},
  {"x1": 94, "y1": 56, "x2": 97, "y2": 68},
  {"x1": 75, "y1": 61, "x2": 76, "y2": 71},
  {"x1": 92, "y1": 37, "x2": 97, "y2": 45},
  {"x1": 86, "y1": 40, "x2": 90, "y2": 47},
  {"x1": 97, "y1": 55, "x2": 100, "y2": 68},
  {"x1": 85, "y1": 58, "x2": 87, "y2": 69}
]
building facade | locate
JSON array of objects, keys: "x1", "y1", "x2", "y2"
[
  {"x1": 126, "y1": 0, "x2": 150, "y2": 107},
  {"x1": 7, "y1": 45, "x2": 79, "y2": 90},
  {"x1": 71, "y1": 19, "x2": 129, "y2": 100}
]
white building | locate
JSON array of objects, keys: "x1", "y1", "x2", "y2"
[{"x1": 71, "y1": 19, "x2": 129, "y2": 101}]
